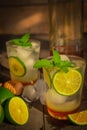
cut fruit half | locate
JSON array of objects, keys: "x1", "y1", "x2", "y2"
[
  {"x1": 68, "y1": 110, "x2": 87, "y2": 125},
  {"x1": 5, "y1": 96, "x2": 29, "y2": 125},
  {"x1": 0, "y1": 105, "x2": 4, "y2": 124},
  {"x1": 0, "y1": 87, "x2": 14, "y2": 105},
  {"x1": 9, "y1": 56, "x2": 26, "y2": 77},
  {"x1": 53, "y1": 68, "x2": 82, "y2": 96}
]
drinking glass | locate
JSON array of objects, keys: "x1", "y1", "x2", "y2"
[
  {"x1": 6, "y1": 39, "x2": 40, "y2": 86},
  {"x1": 48, "y1": 0, "x2": 83, "y2": 57},
  {"x1": 43, "y1": 55, "x2": 86, "y2": 120}
]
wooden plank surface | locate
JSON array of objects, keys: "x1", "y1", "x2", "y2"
[
  {"x1": 0, "y1": 0, "x2": 48, "y2": 6},
  {"x1": 84, "y1": 0, "x2": 87, "y2": 32},
  {"x1": 0, "y1": 5, "x2": 49, "y2": 38},
  {"x1": 44, "y1": 101, "x2": 87, "y2": 130},
  {"x1": 0, "y1": 0, "x2": 87, "y2": 39}
]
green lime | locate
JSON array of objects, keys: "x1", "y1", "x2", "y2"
[
  {"x1": 9, "y1": 56, "x2": 26, "y2": 77},
  {"x1": 0, "y1": 105, "x2": 4, "y2": 124},
  {"x1": 53, "y1": 68, "x2": 82, "y2": 96},
  {"x1": 68, "y1": 110, "x2": 87, "y2": 125},
  {"x1": 5, "y1": 96, "x2": 29, "y2": 125},
  {"x1": 0, "y1": 87, "x2": 14, "y2": 105}
]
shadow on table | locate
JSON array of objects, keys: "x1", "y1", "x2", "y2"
[{"x1": 44, "y1": 106, "x2": 87, "y2": 130}]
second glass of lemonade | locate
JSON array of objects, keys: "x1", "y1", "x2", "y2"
[
  {"x1": 45, "y1": 56, "x2": 86, "y2": 120},
  {"x1": 34, "y1": 50, "x2": 86, "y2": 120},
  {"x1": 6, "y1": 34, "x2": 40, "y2": 86}
]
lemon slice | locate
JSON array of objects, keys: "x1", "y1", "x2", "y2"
[
  {"x1": 9, "y1": 56, "x2": 26, "y2": 77},
  {"x1": 5, "y1": 96, "x2": 29, "y2": 125},
  {"x1": 43, "y1": 68, "x2": 51, "y2": 88},
  {"x1": 43, "y1": 67, "x2": 58, "y2": 88},
  {"x1": 68, "y1": 110, "x2": 87, "y2": 125},
  {"x1": 53, "y1": 68, "x2": 82, "y2": 96}
]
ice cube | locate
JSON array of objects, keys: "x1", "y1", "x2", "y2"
[
  {"x1": 60, "y1": 55, "x2": 70, "y2": 61},
  {"x1": 47, "y1": 88, "x2": 67, "y2": 104},
  {"x1": 34, "y1": 79, "x2": 48, "y2": 105},
  {"x1": 16, "y1": 46, "x2": 32, "y2": 58},
  {"x1": 22, "y1": 85, "x2": 38, "y2": 103},
  {"x1": 26, "y1": 58, "x2": 35, "y2": 67}
]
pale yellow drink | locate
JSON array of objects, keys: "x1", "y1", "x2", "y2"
[
  {"x1": 43, "y1": 55, "x2": 86, "y2": 120},
  {"x1": 6, "y1": 39, "x2": 40, "y2": 85}
]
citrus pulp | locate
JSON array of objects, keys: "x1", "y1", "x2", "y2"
[
  {"x1": 5, "y1": 96, "x2": 29, "y2": 125},
  {"x1": 68, "y1": 110, "x2": 87, "y2": 125},
  {"x1": 53, "y1": 68, "x2": 82, "y2": 96},
  {"x1": 9, "y1": 56, "x2": 26, "y2": 77}
]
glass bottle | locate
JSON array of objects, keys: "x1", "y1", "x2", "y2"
[{"x1": 48, "y1": 0, "x2": 83, "y2": 57}]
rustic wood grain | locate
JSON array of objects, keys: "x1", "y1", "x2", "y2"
[
  {"x1": 0, "y1": 0, "x2": 87, "y2": 40},
  {"x1": 0, "y1": 0, "x2": 48, "y2": 6},
  {"x1": 0, "y1": 5, "x2": 49, "y2": 39},
  {"x1": 84, "y1": 0, "x2": 87, "y2": 32}
]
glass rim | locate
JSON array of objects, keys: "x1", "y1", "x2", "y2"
[
  {"x1": 6, "y1": 39, "x2": 40, "y2": 48},
  {"x1": 47, "y1": 55, "x2": 86, "y2": 63}
]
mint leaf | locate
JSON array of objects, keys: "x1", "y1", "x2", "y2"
[
  {"x1": 33, "y1": 59, "x2": 52, "y2": 68},
  {"x1": 21, "y1": 33, "x2": 30, "y2": 43},
  {"x1": 52, "y1": 49, "x2": 61, "y2": 65},
  {"x1": 52, "y1": 50, "x2": 75, "y2": 72},
  {"x1": 57, "y1": 61, "x2": 74, "y2": 72},
  {"x1": 60, "y1": 61, "x2": 75, "y2": 68},
  {"x1": 61, "y1": 67, "x2": 69, "y2": 73},
  {"x1": 23, "y1": 41, "x2": 32, "y2": 47},
  {"x1": 33, "y1": 49, "x2": 75, "y2": 72},
  {"x1": 12, "y1": 33, "x2": 32, "y2": 47},
  {"x1": 12, "y1": 39, "x2": 21, "y2": 45}
]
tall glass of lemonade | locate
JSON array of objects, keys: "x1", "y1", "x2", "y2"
[
  {"x1": 34, "y1": 50, "x2": 86, "y2": 120},
  {"x1": 6, "y1": 34, "x2": 40, "y2": 86}
]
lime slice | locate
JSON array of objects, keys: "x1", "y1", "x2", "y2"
[
  {"x1": 43, "y1": 68, "x2": 51, "y2": 88},
  {"x1": 0, "y1": 105, "x2": 4, "y2": 124},
  {"x1": 9, "y1": 56, "x2": 26, "y2": 77},
  {"x1": 0, "y1": 87, "x2": 14, "y2": 105},
  {"x1": 68, "y1": 110, "x2": 87, "y2": 125},
  {"x1": 5, "y1": 96, "x2": 29, "y2": 125},
  {"x1": 43, "y1": 67, "x2": 59, "y2": 88},
  {"x1": 53, "y1": 68, "x2": 82, "y2": 96}
]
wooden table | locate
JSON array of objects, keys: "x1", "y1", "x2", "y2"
[{"x1": 0, "y1": 63, "x2": 87, "y2": 130}]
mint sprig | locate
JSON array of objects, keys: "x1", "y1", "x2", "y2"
[
  {"x1": 52, "y1": 49, "x2": 61, "y2": 66},
  {"x1": 12, "y1": 33, "x2": 32, "y2": 47},
  {"x1": 33, "y1": 49, "x2": 75, "y2": 72},
  {"x1": 33, "y1": 59, "x2": 52, "y2": 68},
  {"x1": 52, "y1": 50, "x2": 74, "y2": 72}
]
